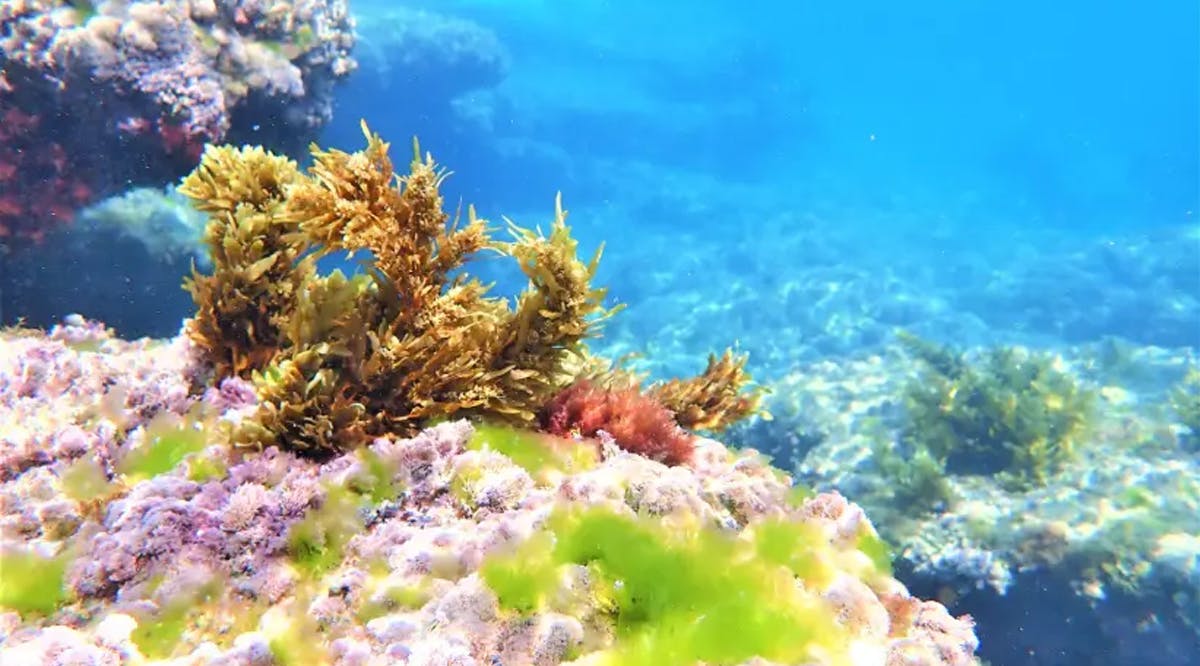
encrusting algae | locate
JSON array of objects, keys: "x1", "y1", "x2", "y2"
[{"x1": 180, "y1": 121, "x2": 764, "y2": 457}]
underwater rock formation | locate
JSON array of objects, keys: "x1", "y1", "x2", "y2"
[
  {"x1": 0, "y1": 318, "x2": 979, "y2": 665},
  {"x1": 0, "y1": 186, "x2": 208, "y2": 338},
  {"x1": 0, "y1": 0, "x2": 355, "y2": 247},
  {"x1": 354, "y1": 6, "x2": 508, "y2": 108},
  {"x1": 968, "y1": 224, "x2": 1200, "y2": 349}
]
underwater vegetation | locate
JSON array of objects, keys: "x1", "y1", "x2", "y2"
[
  {"x1": 1170, "y1": 366, "x2": 1200, "y2": 450},
  {"x1": 481, "y1": 504, "x2": 864, "y2": 665},
  {"x1": 541, "y1": 380, "x2": 698, "y2": 466},
  {"x1": 756, "y1": 335, "x2": 1200, "y2": 665},
  {"x1": 540, "y1": 350, "x2": 765, "y2": 466},
  {"x1": 179, "y1": 121, "x2": 764, "y2": 462},
  {"x1": 890, "y1": 331, "x2": 1095, "y2": 499}
]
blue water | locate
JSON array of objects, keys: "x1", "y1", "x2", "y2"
[
  {"x1": 332, "y1": 1, "x2": 1198, "y2": 229},
  {"x1": 322, "y1": 0, "x2": 1198, "y2": 379}
]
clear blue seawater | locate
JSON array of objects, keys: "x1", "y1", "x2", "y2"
[{"x1": 327, "y1": 0, "x2": 1199, "y2": 379}]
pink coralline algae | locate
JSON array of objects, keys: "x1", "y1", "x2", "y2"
[
  {"x1": 68, "y1": 451, "x2": 324, "y2": 601},
  {"x1": 0, "y1": 323, "x2": 980, "y2": 665},
  {"x1": 0, "y1": 317, "x2": 201, "y2": 480},
  {"x1": 0, "y1": 0, "x2": 355, "y2": 249}
]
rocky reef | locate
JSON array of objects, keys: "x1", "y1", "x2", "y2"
[
  {"x1": 0, "y1": 0, "x2": 356, "y2": 246},
  {"x1": 0, "y1": 320, "x2": 979, "y2": 665}
]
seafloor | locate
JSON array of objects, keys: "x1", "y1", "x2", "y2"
[{"x1": 735, "y1": 341, "x2": 1200, "y2": 665}]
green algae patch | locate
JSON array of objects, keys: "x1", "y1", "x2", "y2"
[
  {"x1": 752, "y1": 518, "x2": 837, "y2": 587},
  {"x1": 286, "y1": 486, "x2": 363, "y2": 579},
  {"x1": 186, "y1": 453, "x2": 228, "y2": 483},
  {"x1": 64, "y1": 338, "x2": 105, "y2": 353},
  {"x1": 481, "y1": 506, "x2": 848, "y2": 665},
  {"x1": 356, "y1": 558, "x2": 438, "y2": 621},
  {"x1": 785, "y1": 483, "x2": 815, "y2": 506},
  {"x1": 62, "y1": 455, "x2": 115, "y2": 502},
  {"x1": 856, "y1": 530, "x2": 894, "y2": 576},
  {"x1": 119, "y1": 412, "x2": 209, "y2": 481},
  {"x1": 481, "y1": 531, "x2": 560, "y2": 614},
  {"x1": 449, "y1": 460, "x2": 487, "y2": 507},
  {"x1": 468, "y1": 423, "x2": 596, "y2": 483},
  {"x1": 357, "y1": 581, "x2": 435, "y2": 622},
  {"x1": 129, "y1": 577, "x2": 224, "y2": 658},
  {"x1": 0, "y1": 550, "x2": 70, "y2": 616},
  {"x1": 386, "y1": 583, "x2": 434, "y2": 609},
  {"x1": 287, "y1": 456, "x2": 402, "y2": 581},
  {"x1": 346, "y1": 448, "x2": 403, "y2": 504},
  {"x1": 262, "y1": 600, "x2": 328, "y2": 666}
]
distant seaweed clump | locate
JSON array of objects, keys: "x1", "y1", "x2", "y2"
[
  {"x1": 1170, "y1": 366, "x2": 1200, "y2": 451},
  {"x1": 892, "y1": 331, "x2": 1095, "y2": 494}
]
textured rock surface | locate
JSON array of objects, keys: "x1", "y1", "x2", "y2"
[
  {"x1": 0, "y1": 322, "x2": 978, "y2": 664},
  {"x1": 0, "y1": 0, "x2": 355, "y2": 245}
]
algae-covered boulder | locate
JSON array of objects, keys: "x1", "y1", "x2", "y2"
[{"x1": 0, "y1": 321, "x2": 978, "y2": 664}]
